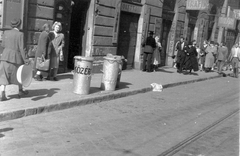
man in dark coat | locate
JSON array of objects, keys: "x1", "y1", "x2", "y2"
[
  {"x1": 175, "y1": 37, "x2": 187, "y2": 73},
  {"x1": 0, "y1": 18, "x2": 29, "y2": 101},
  {"x1": 34, "y1": 23, "x2": 51, "y2": 81},
  {"x1": 142, "y1": 31, "x2": 156, "y2": 72}
]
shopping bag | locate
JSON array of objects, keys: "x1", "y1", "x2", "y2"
[{"x1": 36, "y1": 55, "x2": 50, "y2": 71}]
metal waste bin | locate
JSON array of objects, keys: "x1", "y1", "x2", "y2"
[
  {"x1": 73, "y1": 56, "x2": 94, "y2": 95},
  {"x1": 101, "y1": 56, "x2": 122, "y2": 91}
]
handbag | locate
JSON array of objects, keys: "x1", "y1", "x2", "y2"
[{"x1": 36, "y1": 55, "x2": 50, "y2": 71}]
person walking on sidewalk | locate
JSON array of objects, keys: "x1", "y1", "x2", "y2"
[
  {"x1": 34, "y1": 23, "x2": 52, "y2": 81},
  {"x1": 228, "y1": 42, "x2": 240, "y2": 78},
  {"x1": 199, "y1": 40, "x2": 208, "y2": 71},
  {"x1": 216, "y1": 42, "x2": 228, "y2": 74},
  {"x1": 47, "y1": 21, "x2": 65, "y2": 81},
  {"x1": 0, "y1": 19, "x2": 29, "y2": 101},
  {"x1": 204, "y1": 41, "x2": 217, "y2": 72},
  {"x1": 152, "y1": 35, "x2": 162, "y2": 71},
  {"x1": 183, "y1": 40, "x2": 199, "y2": 74},
  {"x1": 175, "y1": 37, "x2": 187, "y2": 73},
  {"x1": 142, "y1": 31, "x2": 156, "y2": 72}
]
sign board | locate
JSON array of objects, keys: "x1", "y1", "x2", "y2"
[
  {"x1": 233, "y1": 9, "x2": 240, "y2": 20},
  {"x1": 186, "y1": 0, "x2": 209, "y2": 10},
  {"x1": 218, "y1": 16, "x2": 236, "y2": 30},
  {"x1": 1, "y1": 0, "x2": 24, "y2": 29},
  {"x1": 121, "y1": 2, "x2": 141, "y2": 14}
]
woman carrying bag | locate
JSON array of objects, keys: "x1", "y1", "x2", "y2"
[
  {"x1": 34, "y1": 23, "x2": 52, "y2": 81},
  {"x1": 47, "y1": 21, "x2": 65, "y2": 81}
]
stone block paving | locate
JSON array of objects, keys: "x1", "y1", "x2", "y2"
[{"x1": 172, "y1": 113, "x2": 239, "y2": 156}]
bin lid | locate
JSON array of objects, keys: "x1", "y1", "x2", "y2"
[
  {"x1": 74, "y1": 56, "x2": 94, "y2": 62},
  {"x1": 17, "y1": 64, "x2": 33, "y2": 87}
]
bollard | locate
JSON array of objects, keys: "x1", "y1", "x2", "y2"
[
  {"x1": 73, "y1": 56, "x2": 94, "y2": 95},
  {"x1": 101, "y1": 56, "x2": 122, "y2": 91}
]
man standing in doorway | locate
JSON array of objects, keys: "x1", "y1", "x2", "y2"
[
  {"x1": 175, "y1": 37, "x2": 187, "y2": 73},
  {"x1": 142, "y1": 31, "x2": 156, "y2": 72}
]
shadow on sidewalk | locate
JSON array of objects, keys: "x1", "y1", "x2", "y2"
[
  {"x1": 8, "y1": 88, "x2": 60, "y2": 101},
  {"x1": 156, "y1": 68, "x2": 175, "y2": 73},
  {"x1": 57, "y1": 73, "x2": 73, "y2": 80},
  {"x1": 0, "y1": 127, "x2": 13, "y2": 138}
]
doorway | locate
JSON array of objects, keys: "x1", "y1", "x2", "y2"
[
  {"x1": 68, "y1": 0, "x2": 90, "y2": 69},
  {"x1": 117, "y1": 12, "x2": 139, "y2": 70},
  {"x1": 161, "y1": 19, "x2": 172, "y2": 66}
]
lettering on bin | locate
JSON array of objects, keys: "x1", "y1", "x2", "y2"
[{"x1": 74, "y1": 66, "x2": 91, "y2": 75}]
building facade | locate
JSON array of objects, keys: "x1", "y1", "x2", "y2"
[{"x1": 0, "y1": 0, "x2": 239, "y2": 72}]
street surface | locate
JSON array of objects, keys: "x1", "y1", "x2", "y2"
[{"x1": 0, "y1": 77, "x2": 239, "y2": 156}]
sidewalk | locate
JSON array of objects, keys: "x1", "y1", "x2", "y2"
[{"x1": 0, "y1": 67, "x2": 231, "y2": 122}]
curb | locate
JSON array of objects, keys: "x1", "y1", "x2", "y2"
[{"x1": 0, "y1": 75, "x2": 221, "y2": 122}]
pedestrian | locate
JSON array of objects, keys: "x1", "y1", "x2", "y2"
[
  {"x1": 47, "y1": 21, "x2": 65, "y2": 81},
  {"x1": 216, "y1": 42, "x2": 228, "y2": 74},
  {"x1": 199, "y1": 40, "x2": 208, "y2": 71},
  {"x1": 0, "y1": 18, "x2": 29, "y2": 101},
  {"x1": 34, "y1": 23, "x2": 52, "y2": 81},
  {"x1": 212, "y1": 42, "x2": 219, "y2": 70},
  {"x1": 175, "y1": 37, "x2": 187, "y2": 73},
  {"x1": 228, "y1": 42, "x2": 240, "y2": 78},
  {"x1": 142, "y1": 31, "x2": 156, "y2": 72},
  {"x1": 183, "y1": 40, "x2": 199, "y2": 74},
  {"x1": 204, "y1": 41, "x2": 217, "y2": 72},
  {"x1": 152, "y1": 35, "x2": 162, "y2": 71}
]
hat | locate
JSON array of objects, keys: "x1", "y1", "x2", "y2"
[
  {"x1": 17, "y1": 64, "x2": 33, "y2": 87},
  {"x1": 149, "y1": 31, "x2": 154, "y2": 35},
  {"x1": 10, "y1": 18, "x2": 21, "y2": 28}
]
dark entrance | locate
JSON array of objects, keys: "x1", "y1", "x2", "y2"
[
  {"x1": 68, "y1": 0, "x2": 90, "y2": 69},
  {"x1": 117, "y1": 12, "x2": 139, "y2": 70},
  {"x1": 161, "y1": 19, "x2": 172, "y2": 66}
]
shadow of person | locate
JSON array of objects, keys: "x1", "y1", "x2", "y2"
[
  {"x1": 156, "y1": 68, "x2": 175, "y2": 73},
  {"x1": 8, "y1": 88, "x2": 60, "y2": 101},
  {"x1": 0, "y1": 127, "x2": 14, "y2": 138}
]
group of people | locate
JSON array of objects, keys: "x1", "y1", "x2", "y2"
[
  {"x1": 142, "y1": 31, "x2": 162, "y2": 72},
  {"x1": 172, "y1": 37, "x2": 240, "y2": 77},
  {"x1": 173, "y1": 37, "x2": 199, "y2": 74},
  {"x1": 0, "y1": 18, "x2": 64, "y2": 101}
]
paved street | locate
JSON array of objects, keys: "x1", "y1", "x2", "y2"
[
  {"x1": 173, "y1": 113, "x2": 239, "y2": 156},
  {"x1": 0, "y1": 76, "x2": 239, "y2": 156}
]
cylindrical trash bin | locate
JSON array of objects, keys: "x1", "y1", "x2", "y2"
[
  {"x1": 73, "y1": 56, "x2": 94, "y2": 95},
  {"x1": 101, "y1": 56, "x2": 121, "y2": 91}
]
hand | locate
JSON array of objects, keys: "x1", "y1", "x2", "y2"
[{"x1": 24, "y1": 59, "x2": 30, "y2": 65}]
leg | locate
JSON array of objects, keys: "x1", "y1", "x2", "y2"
[
  {"x1": 142, "y1": 53, "x2": 147, "y2": 71},
  {"x1": 52, "y1": 68, "x2": 59, "y2": 81},
  {"x1": 0, "y1": 85, "x2": 7, "y2": 101},
  {"x1": 146, "y1": 53, "x2": 153, "y2": 72}
]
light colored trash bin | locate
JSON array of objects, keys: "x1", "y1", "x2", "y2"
[
  {"x1": 73, "y1": 56, "x2": 94, "y2": 95},
  {"x1": 101, "y1": 55, "x2": 122, "y2": 91}
]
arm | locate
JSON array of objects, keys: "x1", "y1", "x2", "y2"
[{"x1": 19, "y1": 33, "x2": 28, "y2": 62}]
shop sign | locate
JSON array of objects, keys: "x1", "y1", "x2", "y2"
[
  {"x1": 233, "y1": 9, "x2": 240, "y2": 20},
  {"x1": 121, "y1": 2, "x2": 141, "y2": 14},
  {"x1": 1, "y1": 0, "x2": 24, "y2": 29},
  {"x1": 218, "y1": 16, "x2": 236, "y2": 30},
  {"x1": 186, "y1": 0, "x2": 209, "y2": 10}
]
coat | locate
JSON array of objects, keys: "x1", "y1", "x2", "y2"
[
  {"x1": 176, "y1": 41, "x2": 187, "y2": 64},
  {"x1": 217, "y1": 46, "x2": 228, "y2": 61},
  {"x1": 48, "y1": 31, "x2": 65, "y2": 68},
  {"x1": 34, "y1": 31, "x2": 51, "y2": 69},
  {"x1": 143, "y1": 36, "x2": 156, "y2": 53},
  {"x1": 204, "y1": 45, "x2": 217, "y2": 68},
  {"x1": 183, "y1": 46, "x2": 199, "y2": 71},
  {"x1": 0, "y1": 28, "x2": 27, "y2": 85},
  {"x1": 0, "y1": 29, "x2": 27, "y2": 64}
]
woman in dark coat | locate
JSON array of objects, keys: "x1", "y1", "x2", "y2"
[
  {"x1": 47, "y1": 21, "x2": 65, "y2": 81},
  {"x1": 34, "y1": 23, "x2": 51, "y2": 81},
  {"x1": 183, "y1": 41, "x2": 199, "y2": 74},
  {"x1": 0, "y1": 19, "x2": 29, "y2": 101}
]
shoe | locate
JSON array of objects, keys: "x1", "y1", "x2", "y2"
[
  {"x1": 18, "y1": 89, "x2": 29, "y2": 97},
  {"x1": 142, "y1": 69, "x2": 146, "y2": 72},
  {"x1": 34, "y1": 75, "x2": 43, "y2": 81},
  {"x1": 53, "y1": 77, "x2": 58, "y2": 81},
  {"x1": 0, "y1": 91, "x2": 7, "y2": 101}
]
